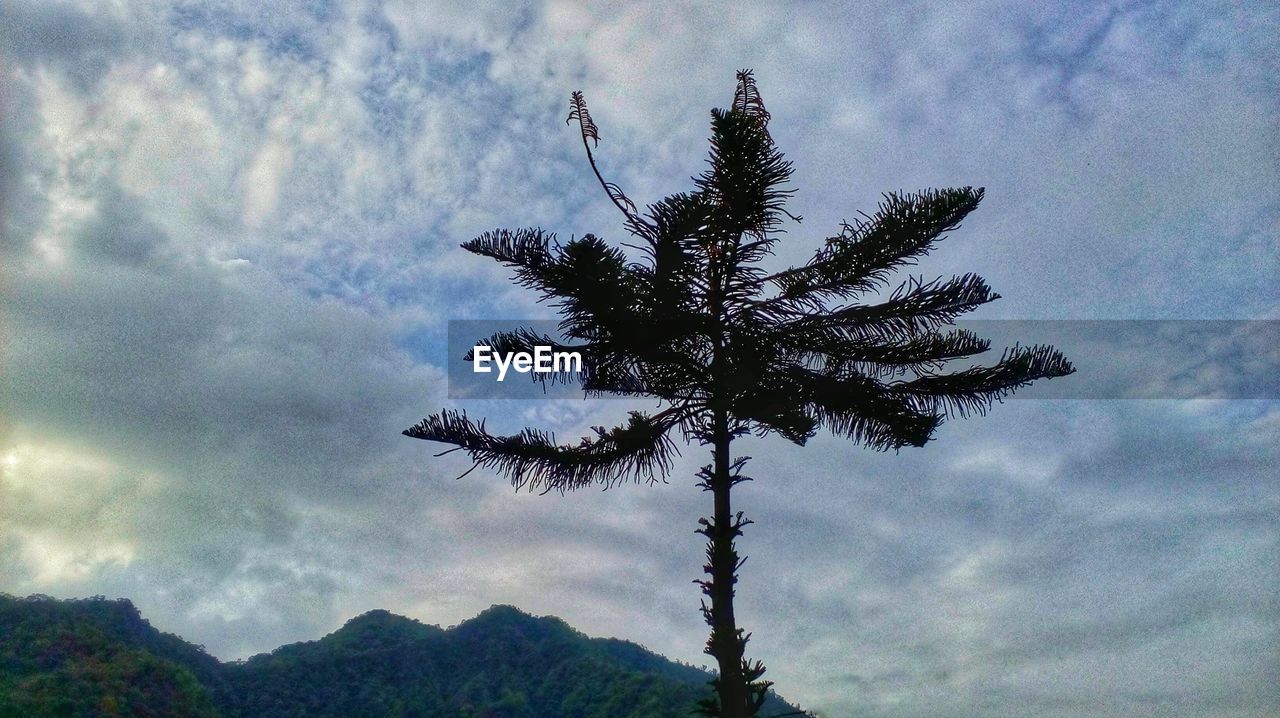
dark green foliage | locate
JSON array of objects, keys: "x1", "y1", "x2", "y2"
[
  {"x1": 0, "y1": 595, "x2": 800, "y2": 718},
  {"x1": 218, "y1": 604, "x2": 797, "y2": 717},
  {"x1": 0, "y1": 594, "x2": 220, "y2": 717}
]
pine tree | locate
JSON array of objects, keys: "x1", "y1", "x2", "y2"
[{"x1": 405, "y1": 71, "x2": 1074, "y2": 718}]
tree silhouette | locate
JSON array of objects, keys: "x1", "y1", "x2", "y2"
[{"x1": 405, "y1": 71, "x2": 1074, "y2": 718}]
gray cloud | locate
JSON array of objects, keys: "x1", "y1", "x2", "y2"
[
  {"x1": 0, "y1": 1, "x2": 140, "y2": 91},
  {"x1": 1, "y1": 1, "x2": 1276, "y2": 716}
]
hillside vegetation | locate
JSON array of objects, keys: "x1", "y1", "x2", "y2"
[{"x1": 0, "y1": 595, "x2": 801, "y2": 717}]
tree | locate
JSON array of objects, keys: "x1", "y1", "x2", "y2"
[{"x1": 404, "y1": 71, "x2": 1074, "y2": 718}]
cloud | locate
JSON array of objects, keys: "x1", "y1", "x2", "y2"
[
  {"x1": 734, "y1": 401, "x2": 1279, "y2": 715},
  {"x1": 1, "y1": 1, "x2": 1276, "y2": 715}
]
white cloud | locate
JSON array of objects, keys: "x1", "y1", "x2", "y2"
[
  {"x1": 1, "y1": 1, "x2": 1276, "y2": 715},
  {"x1": 243, "y1": 139, "x2": 292, "y2": 227},
  {"x1": 0, "y1": 440, "x2": 153, "y2": 584}
]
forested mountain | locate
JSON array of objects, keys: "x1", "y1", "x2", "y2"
[
  {"x1": 0, "y1": 595, "x2": 802, "y2": 717},
  {"x1": 0, "y1": 594, "x2": 221, "y2": 717}
]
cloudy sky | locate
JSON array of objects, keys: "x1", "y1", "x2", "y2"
[{"x1": 1, "y1": 1, "x2": 1277, "y2": 715}]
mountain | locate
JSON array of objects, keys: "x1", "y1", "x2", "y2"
[
  {"x1": 0, "y1": 595, "x2": 804, "y2": 717},
  {"x1": 0, "y1": 594, "x2": 221, "y2": 717}
]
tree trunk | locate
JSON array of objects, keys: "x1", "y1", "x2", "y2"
[{"x1": 702, "y1": 407, "x2": 749, "y2": 717}]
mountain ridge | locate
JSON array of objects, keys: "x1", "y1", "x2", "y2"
[{"x1": 0, "y1": 594, "x2": 805, "y2": 717}]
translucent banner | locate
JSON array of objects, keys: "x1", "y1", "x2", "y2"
[{"x1": 445, "y1": 319, "x2": 1279, "y2": 401}]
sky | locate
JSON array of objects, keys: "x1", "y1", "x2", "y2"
[{"x1": 1, "y1": 1, "x2": 1277, "y2": 715}]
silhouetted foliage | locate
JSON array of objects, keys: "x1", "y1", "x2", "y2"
[
  {"x1": 405, "y1": 70, "x2": 1073, "y2": 717},
  {"x1": 0, "y1": 595, "x2": 800, "y2": 717}
]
